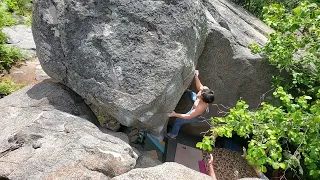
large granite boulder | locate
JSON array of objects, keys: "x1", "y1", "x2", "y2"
[
  {"x1": 112, "y1": 162, "x2": 212, "y2": 180},
  {"x1": 0, "y1": 80, "x2": 137, "y2": 179},
  {"x1": 32, "y1": 0, "x2": 208, "y2": 136},
  {"x1": 173, "y1": 0, "x2": 275, "y2": 136}
]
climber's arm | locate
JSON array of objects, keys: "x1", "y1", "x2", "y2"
[
  {"x1": 195, "y1": 70, "x2": 204, "y2": 91},
  {"x1": 167, "y1": 104, "x2": 206, "y2": 120},
  {"x1": 207, "y1": 162, "x2": 217, "y2": 180},
  {"x1": 207, "y1": 154, "x2": 217, "y2": 180}
]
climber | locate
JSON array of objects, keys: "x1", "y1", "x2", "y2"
[{"x1": 166, "y1": 70, "x2": 215, "y2": 139}]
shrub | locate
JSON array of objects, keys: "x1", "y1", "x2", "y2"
[
  {"x1": 0, "y1": 0, "x2": 27, "y2": 73},
  {"x1": 0, "y1": 31, "x2": 7, "y2": 44},
  {"x1": 0, "y1": 77, "x2": 24, "y2": 97},
  {"x1": 3, "y1": 0, "x2": 32, "y2": 16},
  {"x1": 0, "y1": 4, "x2": 17, "y2": 26},
  {"x1": 231, "y1": 0, "x2": 300, "y2": 19},
  {"x1": 0, "y1": 45, "x2": 24, "y2": 71},
  {"x1": 24, "y1": 14, "x2": 31, "y2": 26}
]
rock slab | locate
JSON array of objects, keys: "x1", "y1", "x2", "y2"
[
  {"x1": 0, "y1": 80, "x2": 137, "y2": 180},
  {"x1": 113, "y1": 162, "x2": 212, "y2": 180},
  {"x1": 2, "y1": 25, "x2": 37, "y2": 58},
  {"x1": 32, "y1": 0, "x2": 208, "y2": 135}
]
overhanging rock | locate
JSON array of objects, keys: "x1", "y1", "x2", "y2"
[
  {"x1": 32, "y1": 0, "x2": 208, "y2": 135},
  {"x1": 174, "y1": 0, "x2": 275, "y2": 136}
]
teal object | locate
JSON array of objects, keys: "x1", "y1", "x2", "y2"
[{"x1": 147, "y1": 133, "x2": 165, "y2": 153}]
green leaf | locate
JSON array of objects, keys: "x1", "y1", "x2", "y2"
[
  {"x1": 196, "y1": 142, "x2": 202, "y2": 149},
  {"x1": 203, "y1": 144, "x2": 208, "y2": 151},
  {"x1": 279, "y1": 163, "x2": 286, "y2": 169},
  {"x1": 272, "y1": 163, "x2": 280, "y2": 169},
  {"x1": 293, "y1": 7, "x2": 301, "y2": 15},
  {"x1": 310, "y1": 170, "x2": 315, "y2": 176},
  {"x1": 310, "y1": 163, "x2": 317, "y2": 169},
  {"x1": 289, "y1": 24, "x2": 300, "y2": 32},
  {"x1": 304, "y1": 96, "x2": 312, "y2": 100}
]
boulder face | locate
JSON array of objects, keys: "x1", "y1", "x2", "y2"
[
  {"x1": 0, "y1": 80, "x2": 137, "y2": 179},
  {"x1": 174, "y1": 0, "x2": 275, "y2": 136},
  {"x1": 32, "y1": 0, "x2": 208, "y2": 134}
]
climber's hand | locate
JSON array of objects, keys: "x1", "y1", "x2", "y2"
[
  {"x1": 208, "y1": 154, "x2": 213, "y2": 164},
  {"x1": 167, "y1": 111, "x2": 176, "y2": 117},
  {"x1": 195, "y1": 70, "x2": 199, "y2": 77}
]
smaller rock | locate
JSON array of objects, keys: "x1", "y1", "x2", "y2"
[
  {"x1": 112, "y1": 162, "x2": 212, "y2": 180},
  {"x1": 129, "y1": 135, "x2": 139, "y2": 143},
  {"x1": 12, "y1": 71, "x2": 24, "y2": 75},
  {"x1": 135, "y1": 152, "x2": 162, "y2": 169},
  {"x1": 2, "y1": 25, "x2": 36, "y2": 58},
  {"x1": 7, "y1": 135, "x2": 16, "y2": 143},
  {"x1": 32, "y1": 141, "x2": 41, "y2": 149},
  {"x1": 131, "y1": 147, "x2": 141, "y2": 157}
]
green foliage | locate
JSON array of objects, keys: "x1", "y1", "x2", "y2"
[
  {"x1": 196, "y1": 136, "x2": 214, "y2": 151},
  {"x1": 0, "y1": 4, "x2": 17, "y2": 26},
  {"x1": 0, "y1": 0, "x2": 27, "y2": 72},
  {"x1": 0, "y1": 77, "x2": 24, "y2": 96},
  {"x1": 24, "y1": 14, "x2": 31, "y2": 26},
  {"x1": 209, "y1": 89, "x2": 320, "y2": 177},
  {"x1": 0, "y1": 28, "x2": 25, "y2": 72},
  {"x1": 2, "y1": 0, "x2": 32, "y2": 16},
  {"x1": 231, "y1": 0, "x2": 299, "y2": 19},
  {"x1": 0, "y1": 45, "x2": 24, "y2": 71},
  {"x1": 0, "y1": 31, "x2": 7, "y2": 44},
  {"x1": 97, "y1": 115, "x2": 104, "y2": 123},
  {"x1": 253, "y1": 1, "x2": 320, "y2": 97},
  {"x1": 0, "y1": 0, "x2": 32, "y2": 26},
  {"x1": 3, "y1": 0, "x2": 19, "y2": 12},
  {"x1": 200, "y1": 1, "x2": 320, "y2": 179}
]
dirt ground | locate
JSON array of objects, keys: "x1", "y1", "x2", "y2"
[{"x1": 1, "y1": 58, "x2": 49, "y2": 86}]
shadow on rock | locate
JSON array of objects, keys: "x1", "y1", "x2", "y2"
[{"x1": 26, "y1": 79, "x2": 99, "y2": 125}]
